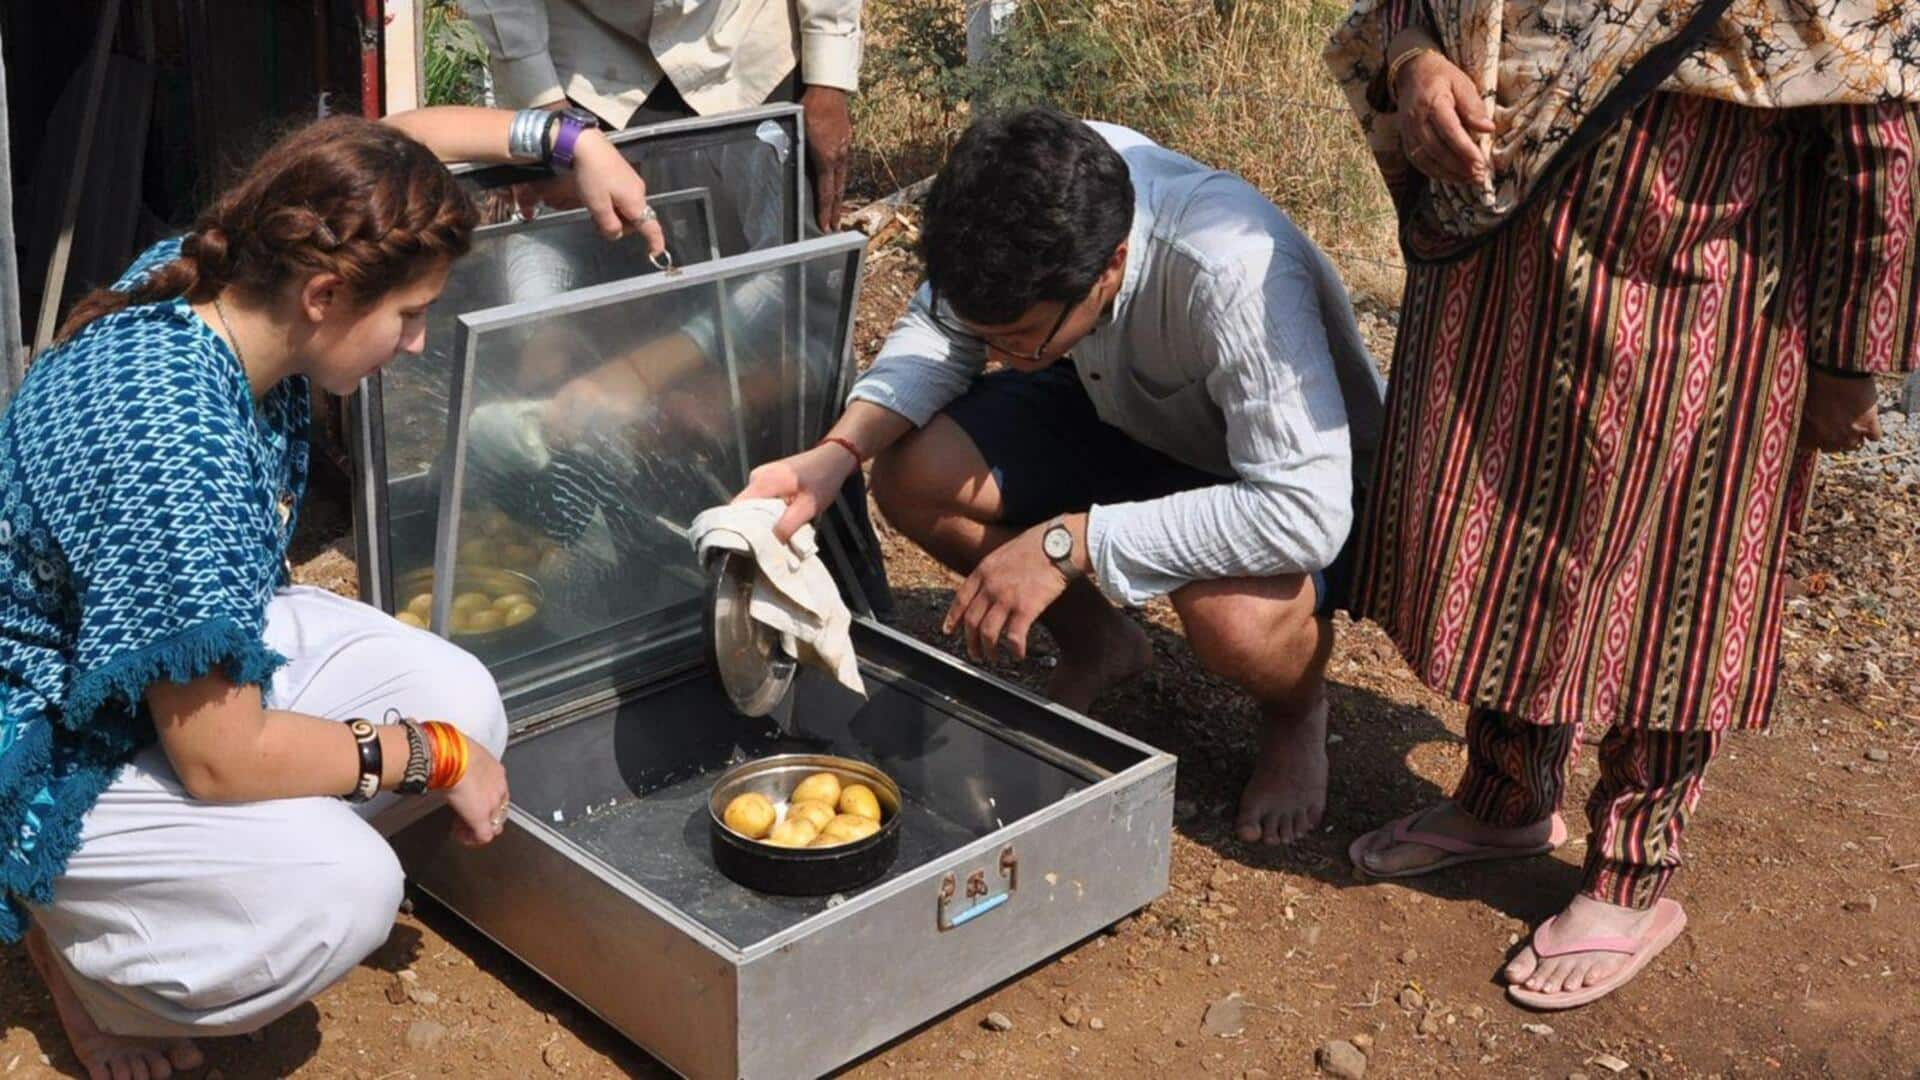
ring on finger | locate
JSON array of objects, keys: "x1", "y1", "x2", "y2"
[{"x1": 638, "y1": 205, "x2": 659, "y2": 224}]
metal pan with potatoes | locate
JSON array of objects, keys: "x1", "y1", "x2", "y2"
[{"x1": 708, "y1": 754, "x2": 902, "y2": 895}]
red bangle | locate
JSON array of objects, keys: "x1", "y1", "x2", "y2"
[{"x1": 816, "y1": 435, "x2": 864, "y2": 465}]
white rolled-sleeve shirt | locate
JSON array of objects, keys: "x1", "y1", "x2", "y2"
[
  {"x1": 464, "y1": 0, "x2": 863, "y2": 126},
  {"x1": 851, "y1": 123, "x2": 1385, "y2": 607}
]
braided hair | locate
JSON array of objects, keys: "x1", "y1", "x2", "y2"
[{"x1": 56, "y1": 116, "x2": 477, "y2": 344}]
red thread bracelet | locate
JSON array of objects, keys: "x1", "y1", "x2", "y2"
[{"x1": 816, "y1": 435, "x2": 865, "y2": 465}]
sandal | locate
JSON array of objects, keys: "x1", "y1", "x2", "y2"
[
  {"x1": 1348, "y1": 802, "x2": 1567, "y2": 879},
  {"x1": 1506, "y1": 898, "x2": 1687, "y2": 1010}
]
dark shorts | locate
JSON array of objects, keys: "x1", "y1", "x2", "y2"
[{"x1": 941, "y1": 364, "x2": 1357, "y2": 616}]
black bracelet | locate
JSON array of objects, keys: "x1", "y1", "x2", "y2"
[
  {"x1": 344, "y1": 718, "x2": 382, "y2": 803},
  {"x1": 397, "y1": 719, "x2": 431, "y2": 796}
]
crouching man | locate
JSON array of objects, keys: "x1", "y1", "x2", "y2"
[{"x1": 740, "y1": 107, "x2": 1382, "y2": 844}]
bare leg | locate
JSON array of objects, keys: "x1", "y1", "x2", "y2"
[
  {"x1": 1172, "y1": 575, "x2": 1332, "y2": 845},
  {"x1": 24, "y1": 924, "x2": 203, "y2": 1080},
  {"x1": 872, "y1": 417, "x2": 1152, "y2": 709}
]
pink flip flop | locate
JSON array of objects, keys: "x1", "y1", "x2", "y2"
[
  {"x1": 1347, "y1": 803, "x2": 1568, "y2": 879},
  {"x1": 1506, "y1": 898, "x2": 1688, "y2": 1010}
]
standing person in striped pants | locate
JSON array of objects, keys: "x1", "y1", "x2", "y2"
[{"x1": 1325, "y1": 0, "x2": 1918, "y2": 1009}]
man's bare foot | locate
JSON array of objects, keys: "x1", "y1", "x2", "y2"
[
  {"x1": 1504, "y1": 894, "x2": 1661, "y2": 995},
  {"x1": 1350, "y1": 800, "x2": 1558, "y2": 876},
  {"x1": 1045, "y1": 610, "x2": 1153, "y2": 713},
  {"x1": 25, "y1": 925, "x2": 204, "y2": 1080},
  {"x1": 1234, "y1": 688, "x2": 1328, "y2": 845}
]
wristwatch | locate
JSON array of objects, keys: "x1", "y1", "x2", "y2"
[{"x1": 1042, "y1": 515, "x2": 1081, "y2": 580}]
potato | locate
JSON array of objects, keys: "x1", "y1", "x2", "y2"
[
  {"x1": 459, "y1": 539, "x2": 497, "y2": 565},
  {"x1": 452, "y1": 591, "x2": 492, "y2": 615},
  {"x1": 493, "y1": 592, "x2": 531, "y2": 610},
  {"x1": 462, "y1": 609, "x2": 505, "y2": 634},
  {"x1": 395, "y1": 611, "x2": 428, "y2": 630},
  {"x1": 502, "y1": 602, "x2": 538, "y2": 627},
  {"x1": 764, "y1": 817, "x2": 819, "y2": 848},
  {"x1": 837, "y1": 784, "x2": 882, "y2": 823},
  {"x1": 817, "y1": 814, "x2": 880, "y2": 845},
  {"x1": 722, "y1": 792, "x2": 776, "y2": 839},
  {"x1": 406, "y1": 593, "x2": 433, "y2": 618},
  {"x1": 786, "y1": 800, "x2": 835, "y2": 832},
  {"x1": 790, "y1": 772, "x2": 842, "y2": 808}
]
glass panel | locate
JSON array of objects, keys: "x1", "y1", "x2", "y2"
[
  {"x1": 423, "y1": 233, "x2": 866, "y2": 698},
  {"x1": 374, "y1": 190, "x2": 719, "y2": 606}
]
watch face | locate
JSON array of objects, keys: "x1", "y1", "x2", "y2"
[{"x1": 1043, "y1": 526, "x2": 1072, "y2": 560}]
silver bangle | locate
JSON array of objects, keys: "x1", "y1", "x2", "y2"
[{"x1": 508, "y1": 108, "x2": 549, "y2": 161}]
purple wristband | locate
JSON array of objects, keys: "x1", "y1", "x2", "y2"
[{"x1": 549, "y1": 112, "x2": 592, "y2": 170}]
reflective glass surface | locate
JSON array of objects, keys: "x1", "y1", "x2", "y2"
[{"x1": 419, "y1": 233, "x2": 865, "y2": 693}]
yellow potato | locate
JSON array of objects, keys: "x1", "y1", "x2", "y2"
[
  {"x1": 452, "y1": 591, "x2": 492, "y2": 615},
  {"x1": 462, "y1": 609, "x2": 505, "y2": 634},
  {"x1": 786, "y1": 800, "x2": 835, "y2": 832},
  {"x1": 492, "y1": 592, "x2": 531, "y2": 610},
  {"x1": 817, "y1": 814, "x2": 880, "y2": 845},
  {"x1": 722, "y1": 793, "x2": 776, "y2": 839},
  {"x1": 406, "y1": 593, "x2": 433, "y2": 618},
  {"x1": 502, "y1": 602, "x2": 538, "y2": 627},
  {"x1": 459, "y1": 539, "x2": 497, "y2": 565},
  {"x1": 764, "y1": 817, "x2": 819, "y2": 848},
  {"x1": 499, "y1": 543, "x2": 537, "y2": 570},
  {"x1": 395, "y1": 611, "x2": 428, "y2": 630},
  {"x1": 837, "y1": 784, "x2": 882, "y2": 823},
  {"x1": 790, "y1": 772, "x2": 842, "y2": 808}
]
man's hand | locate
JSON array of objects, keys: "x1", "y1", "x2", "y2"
[
  {"x1": 1799, "y1": 368, "x2": 1882, "y2": 453},
  {"x1": 943, "y1": 518, "x2": 1084, "y2": 664},
  {"x1": 736, "y1": 443, "x2": 859, "y2": 541},
  {"x1": 801, "y1": 85, "x2": 853, "y2": 232}
]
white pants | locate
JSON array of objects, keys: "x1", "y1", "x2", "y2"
[{"x1": 28, "y1": 586, "x2": 509, "y2": 1038}]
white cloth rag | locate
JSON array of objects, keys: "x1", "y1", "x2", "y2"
[{"x1": 689, "y1": 499, "x2": 866, "y2": 697}]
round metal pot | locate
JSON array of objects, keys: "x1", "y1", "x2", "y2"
[
  {"x1": 708, "y1": 753, "x2": 903, "y2": 896},
  {"x1": 394, "y1": 565, "x2": 546, "y2": 653}
]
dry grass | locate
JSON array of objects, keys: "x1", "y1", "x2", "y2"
[{"x1": 852, "y1": 0, "x2": 1403, "y2": 300}]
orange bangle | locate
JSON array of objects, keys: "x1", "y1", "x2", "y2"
[{"x1": 422, "y1": 721, "x2": 469, "y2": 790}]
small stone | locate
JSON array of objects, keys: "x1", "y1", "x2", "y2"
[
  {"x1": 396, "y1": 969, "x2": 419, "y2": 984},
  {"x1": 541, "y1": 1041, "x2": 568, "y2": 1073},
  {"x1": 1176, "y1": 1037, "x2": 1191, "y2": 1048},
  {"x1": 1843, "y1": 894, "x2": 1880, "y2": 914},
  {"x1": 385, "y1": 978, "x2": 410, "y2": 1006},
  {"x1": 1570, "y1": 1073, "x2": 1590, "y2": 1080},
  {"x1": 1865, "y1": 748, "x2": 1891, "y2": 763},
  {"x1": 1465, "y1": 1005, "x2": 1486, "y2": 1022},
  {"x1": 1316, "y1": 1039, "x2": 1368, "y2": 1078},
  {"x1": 1208, "y1": 952, "x2": 1223, "y2": 967},
  {"x1": 1062, "y1": 1004, "x2": 1084, "y2": 1027},
  {"x1": 983, "y1": 1011, "x2": 1014, "y2": 1032},
  {"x1": 409, "y1": 988, "x2": 440, "y2": 1007},
  {"x1": 1522, "y1": 1022, "x2": 1555, "y2": 1037},
  {"x1": 1589, "y1": 1053, "x2": 1632, "y2": 1073},
  {"x1": 1201, "y1": 993, "x2": 1246, "y2": 1038},
  {"x1": 1397, "y1": 987, "x2": 1425, "y2": 1011},
  {"x1": 403, "y1": 1020, "x2": 448, "y2": 1053},
  {"x1": 1418, "y1": 1011, "x2": 1440, "y2": 1036},
  {"x1": 958, "y1": 1049, "x2": 978, "y2": 1062},
  {"x1": 1089, "y1": 1017, "x2": 1106, "y2": 1031},
  {"x1": 1350, "y1": 1033, "x2": 1374, "y2": 1053},
  {"x1": 1398, "y1": 947, "x2": 1418, "y2": 965}
]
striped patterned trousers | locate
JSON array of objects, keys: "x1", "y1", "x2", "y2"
[{"x1": 1455, "y1": 709, "x2": 1720, "y2": 910}]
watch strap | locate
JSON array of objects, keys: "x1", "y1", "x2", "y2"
[
  {"x1": 549, "y1": 112, "x2": 593, "y2": 169},
  {"x1": 1044, "y1": 515, "x2": 1081, "y2": 580}
]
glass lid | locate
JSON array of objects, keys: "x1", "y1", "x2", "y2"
[{"x1": 417, "y1": 231, "x2": 867, "y2": 708}]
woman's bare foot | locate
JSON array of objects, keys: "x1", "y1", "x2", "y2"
[
  {"x1": 1045, "y1": 608, "x2": 1153, "y2": 713},
  {"x1": 1503, "y1": 895, "x2": 1661, "y2": 995},
  {"x1": 25, "y1": 925, "x2": 204, "y2": 1080},
  {"x1": 1234, "y1": 688, "x2": 1328, "y2": 845},
  {"x1": 1351, "y1": 800, "x2": 1558, "y2": 875}
]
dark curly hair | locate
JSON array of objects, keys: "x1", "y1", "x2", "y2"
[
  {"x1": 919, "y1": 107, "x2": 1134, "y2": 326},
  {"x1": 57, "y1": 115, "x2": 476, "y2": 343}
]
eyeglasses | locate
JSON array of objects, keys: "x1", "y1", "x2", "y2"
[{"x1": 928, "y1": 288, "x2": 1083, "y2": 365}]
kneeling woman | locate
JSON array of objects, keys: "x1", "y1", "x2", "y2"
[{"x1": 1, "y1": 108, "x2": 659, "y2": 1078}]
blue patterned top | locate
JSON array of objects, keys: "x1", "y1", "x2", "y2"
[{"x1": 0, "y1": 239, "x2": 309, "y2": 940}]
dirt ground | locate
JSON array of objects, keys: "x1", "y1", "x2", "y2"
[{"x1": 2, "y1": 236, "x2": 1916, "y2": 1080}]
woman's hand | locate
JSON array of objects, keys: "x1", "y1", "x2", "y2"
[
  {"x1": 571, "y1": 131, "x2": 669, "y2": 256},
  {"x1": 736, "y1": 444, "x2": 859, "y2": 542},
  {"x1": 1799, "y1": 368, "x2": 1882, "y2": 453},
  {"x1": 444, "y1": 740, "x2": 511, "y2": 847},
  {"x1": 1394, "y1": 48, "x2": 1494, "y2": 186}
]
